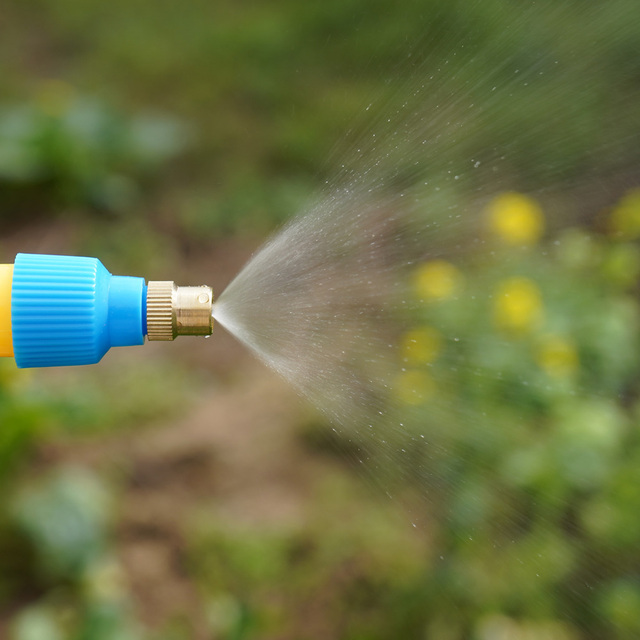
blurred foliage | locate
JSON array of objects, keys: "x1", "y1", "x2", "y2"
[
  {"x1": 13, "y1": 468, "x2": 111, "y2": 580},
  {"x1": 0, "y1": 362, "x2": 46, "y2": 484},
  {"x1": 3, "y1": 0, "x2": 640, "y2": 235},
  {"x1": 388, "y1": 190, "x2": 640, "y2": 637},
  {"x1": 10, "y1": 468, "x2": 145, "y2": 640},
  {"x1": 1, "y1": 0, "x2": 640, "y2": 639},
  {"x1": 0, "y1": 83, "x2": 189, "y2": 216},
  {"x1": 0, "y1": 357, "x2": 201, "y2": 639},
  {"x1": 188, "y1": 475, "x2": 427, "y2": 640}
]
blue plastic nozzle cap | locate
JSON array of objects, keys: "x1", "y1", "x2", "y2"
[{"x1": 11, "y1": 253, "x2": 146, "y2": 368}]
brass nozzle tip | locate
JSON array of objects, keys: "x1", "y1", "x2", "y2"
[{"x1": 147, "y1": 281, "x2": 214, "y2": 341}]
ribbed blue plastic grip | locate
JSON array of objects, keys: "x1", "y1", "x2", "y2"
[{"x1": 12, "y1": 253, "x2": 146, "y2": 368}]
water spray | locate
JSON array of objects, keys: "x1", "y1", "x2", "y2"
[{"x1": 0, "y1": 253, "x2": 214, "y2": 368}]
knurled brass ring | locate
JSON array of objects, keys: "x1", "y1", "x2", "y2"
[{"x1": 147, "y1": 281, "x2": 214, "y2": 341}]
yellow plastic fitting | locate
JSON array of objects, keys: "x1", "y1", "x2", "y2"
[{"x1": 0, "y1": 264, "x2": 13, "y2": 357}]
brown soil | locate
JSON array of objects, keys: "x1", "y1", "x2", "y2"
[{"x1": 53, "y1": 364, "x2": 313, "y2": 637}]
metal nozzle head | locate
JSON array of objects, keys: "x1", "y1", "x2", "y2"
[{"x1": 147, "y1": 281, "x2": 214, "y2": 341}]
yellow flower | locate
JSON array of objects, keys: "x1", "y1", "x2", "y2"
[
  {"x1": 609, "y1": 189, "x2": 640, "y2": 240},
  {"x1": 536, "y1": 335, "x2": 579, "y2": 378},
  {"x1": 486, "y1": 192, "x2": 545, "y2": 246},
  {"x1": 36, "y1": 79, "x2": 75, "y2": 117},
  {"x1": 493, "y1": 277, "x2": 543, "y2": 334},
  {"x1": 395, "y1": 369, "x2": 434, "y2": 405},
  {"x1": 413, "y1": 260, "x2": 462, "y2": 301},
  {"x1": 400, "y1": 326, "x2": 442, "y2": 364}
]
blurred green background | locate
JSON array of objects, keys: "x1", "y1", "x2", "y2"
[{"x1": 2, "y1": 1, "x2": 640, "y2": 639}]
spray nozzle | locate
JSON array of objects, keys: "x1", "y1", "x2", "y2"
[{"x1": 0, "y1": 254, "x2": 215, "y2": 368}]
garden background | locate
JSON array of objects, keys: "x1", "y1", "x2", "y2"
[{"x1": 2, "y1": 1, "x2": 640, "y2": 639}]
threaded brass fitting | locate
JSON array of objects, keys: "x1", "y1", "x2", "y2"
[{"x1": 147, "y1": 281, "x2": 214, "y2": 341}]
